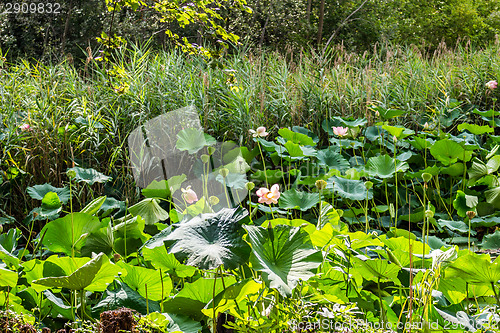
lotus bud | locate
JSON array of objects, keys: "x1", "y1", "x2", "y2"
[
  {"x1": 66, "y1": 169, "x2": 76, "y2": 179},
  {"x1": 219, "y1": 168, "x2": 229, "y2": 178},
  {"x1": 389, "y1": 203, "x2": 395, "y2": 218},
  {"x1": 466, "y1": 211, "x2": 476, "y2": 220},
  {"x1": 207, "y1": 146, "x2": 216, "y2": 155},
  {"x1": 364, "y1": 181, "x2": 373, "y2": 190},
  {"x1": 209, "y1": 196, "x2": 220, "y2": 206},
  {"x1": 392, "y1": 135, "x2": 397, "y2": 143},
  {"x1": 315, "y1": 179, "x2": 327, "y2": 190},
  {"x1": 245, "y1": 182, "x2": 255, "y2": 191},
  {"x1": 201, "y1": 154, "x2": 210, "y2": 164},
  {"x1": 422, "y1": 173, "x2": 432, "y2": 183},
  {"x1": 425, "y1": 209, "x2": 434, "y2": 218},
  {"x1": 423, "y1": 122, "x2": 429, "y2": 130},
  {"x1": 0, "y1": 224, "x2": 2, "y2": 233}
]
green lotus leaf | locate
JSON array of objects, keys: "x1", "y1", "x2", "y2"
[
  {"x1": 457, "y1": 123, "x2": 494, "y2": 135},
  {"x1": 382, "y1": 124, "x2": 414, "y2": 139},
  {"x1": 353, "y1": 256, "x2": 401, "y2": 283},
  {"x1": 27, "y1": 184, "x2": 70, "y2": 203},
  {"x1": 327, "y1": 176, "x2": 373, "y2": 201},
  {"x1": 366, "y1": 154, "x2": 409, "y2": 178},
  {"x1": 445, "y1": 253, "x2": 500, "y2": 285},
  {"x1": 453, "y1": 191, "x2": 478, "y2": 217},
  {"x1": 80, "y1": 196, "x2": 107, "y2": 215},
  {"x1": 244, "y1": 224, "x2": 322, "y2": 297},
  {"x1": 278, "y1": 128, "x2": 316, "y2": 146},
  {"x1": 430, "y1": 139, "x2": 465, "y2": 165},
  {"x1": 142, "y1": 246, "x2": 196, "y2": 278},
  {"x1": 128, "y1": 198, "x2": 169, "y2": 225},
  {"x1": 438, "y1": 219, "x2": 474, "y2": 235},
  {"x1": 279, "y1": 189, "x2": 319, "y2": 211},
  {"x1": 479, "y1": 230, "x2": 500, "y2": 250},
  {"x1": 176, "y1": 128, "x2": 215, "y2": 154},
  {"x1": 485, "y1": 186, "x2": 500, "y2": 206},
  {"x1": 41, "y1": 213, "x2": 102, "y2": 256},
  {"x1": 33, "y1": 253, "x2": 120, "y2": 292},
  {"x1": 165, "y1": 208, "x2": 250, "y2": 270},
  {"x1": 0, "y1": 267, "x2": 18, "y2": 287},
  {"x1": 93, "y1": 280, "x2": 160, "y2": 315},
  {"x1": 67, "y1": 167, "x2": 112, "y2": 185},
  {"x1": 117, "y1": 262, "x2": 172, "y2": 301},
  {"x1": 316, "y1": 147, "x2": 350, "y2": 171}
]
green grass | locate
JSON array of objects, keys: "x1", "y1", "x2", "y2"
[{"x1": 2, "y1": 41, "x2": 500, "y2": 219}]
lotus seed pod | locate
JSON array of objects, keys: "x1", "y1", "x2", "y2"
[
  {"x1": 219, "y1": 168, "x2": 229, "y2": 178},
  {"x1": 66, "y1": 169, "x2": 76, "y2": 179},
  {"x1": 209, "y1": 196, "x2": 220, "y2": 206},
  {"x1": 425, "y1": 209, "x2": 434, "y2": 218},
  {"x1": 466, "y1": 211, "x2": 476, "y2": 220},
  {"x1": 201, "y1": 154, "x2": 210, "y2": 164},
  {"x1": 315, "y1": 179, "x2": 327, "y2": 190},
  {"x1": 245, "y1": 182, "x2": 255, "y2": 191},
  {"x1": 364, "y1": 181, "x2": 373, "y2": 190},
  {"x1": 422, "y1": 173, "x2": 432, "y2": 183},
  {"x1": 113, "y1": 253, "x2": 121, "y2": 262},
  {"x1": 207, "y1": 146, "x2": 216, "y2": 155}
]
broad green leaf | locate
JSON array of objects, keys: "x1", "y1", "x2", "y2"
[
  {"x1": 279, "y1": 189, "x2": 319, "y2": 211},
  {"x1": 128, "y1": 198, "x2": 169, "y2": 225},
  {"x1": 142, "y1": 175, "x2": 188, "y2": 199},
  {"x1": 430, "y1": 139, "x2": 465, "y2": 165},
  {"x1": 446, "y1": 253, "x2": 500, "y2": 285},
  {"x1": 33, "y1": 253, "x2": 120, "y2": 291},
  {"x1": 365, "y1": 154, "x2": 408, "y2": 178},
  {"x1": 93, "y1": 280, "x2": 160, "y2": 315},
  {"x1": 41, "y1": 192, "x2": 61, "y2": 210},
  {"x1": 142, "y1": 246, "x2": 196, "y2": 278},
  {"x1": 453, "y1": 191, "x2": 478, "y2": 217},
  {"x1": 353, "y1": 256, "x2": 401, "y2": 283},
  {"x1": 316, "y1": 147, "x2": 350, "y2": 171},
  {"x1": 0, "y1": 267, "x2": 18, "y2": 287},
  {"x1": 278, "y1": 128, "x2": 316, "y2": 146},
  {"x1": 41, "y1": 213, "x2": 101, "y2": 256},
  {"x1": 27, "y1": 184, "x2": 70, "y2": 204},
  {"x1": 327, "y1": 176, "x2": 373, "y2": 201},
  {"x1": 67, "y1": 167, "x2": 112, "y2": 185},
  {"x1": 485, "y1": 186, "x2": 500, "y2": 206},
  {"x1": 244, "y1": 224, "x2": 323, "y2": 297},
  {"x1": 176, "y1": 128, "x2": 215, "y2": 154},
  {"x1": 318, "y1": 202, "x2": 342, "y2": 230},
  {"x1": 478, "y1": 230, "x2": 500, "y2": 250},
  {"x1": 437, "y1": 219, "x2": 474, "y2": 235},
  {"x1": 457, "y1": 123, "x2": 493, "y2": 135},
  {"x1": 118, "y1": 262, "x2": 172, "y2": 301},
  {"x1": 165, "y1": 208, "x2": 250, "y2": 270},
  {"x1": 163, "y1": 276, "x2": 237, "y2": 320}
]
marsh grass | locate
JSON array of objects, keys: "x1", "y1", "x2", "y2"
[{"x1": 2, "y1": 41, "x2": 500, "y2": 219}]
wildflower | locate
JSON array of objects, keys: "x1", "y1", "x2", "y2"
[
  {"x1": 249, "y1": 126, "x2": 269, "y2": 138},
  {"x1": 256, "y1": 184, "x2": 280, "y2": 205},
  {"x1": 181, "y1": 186, "x2": 198, "y2": 204},
  {"x1": 20, "y1": 123, "x2": 31, "y2": 131},
  {"x1": 332, "y1": 126, "x2": 349, "y2": 137},
  {"x1": 486, "y1": 80, "x2": 498, "y2": 90}
]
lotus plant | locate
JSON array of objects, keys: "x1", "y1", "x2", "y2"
[
  {"x1": 256, "y1": 184, "x2": 280, "y2": 205},
  {"x1": 181, "y1": 186, "x2": 198, "y2": 204},
  {"x1": 249, "y1": 126, "x2": 269, "y2": 138}
]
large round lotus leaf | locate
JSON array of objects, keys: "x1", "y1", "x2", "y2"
[
  {"x1": 279, "y1": 189, "x2": 319, "y2": 211},
  {"x1": 142, "y1": 246, "x2": 196, "y2": 278},
  {"x1": 0, "y1": 267, "x2": 18, "y2": 288},
  {"x1": 478, "y1": 230, "x2": 500, "y2": 250},
  {"x1": 327, "y1": 175, "x2": 373, "y2": 201},
  {"x1": 27, "y1": 184, "x2": 70, "y2": 203},
  {"x1": 117, "y1": 262, "x2": 172, "y2": 301},
  {"x1": 353, "y1": 256, "x2": 401, "y2": 283},
  {"x1": 128, "y1": 198, "x2": 169, "y2": 225},
  {"x1": 165, "y1": 207, "x2": 250, "y2": 270},
  {"x1": 366, "y1": 154, "x2": 408, "y2": 178},
  {"x1": 316, "y1": 147, "x2": 350, "y2": 171},
  {"x1": 243, "y1": 224, "x2": 322, "y2": 297},
  {"x1": 278, "y1": 128, "x2": 316, "y2": 146},
  {"x1": 430, "y1": 139, "x2": 465, "y2": 165},
  {"x1": 41, "y1": 213, "x2": 102, "y2": 256},
  {"x1": 176, "y1": 128, "x2": 216, "y2": 154},
  {"x1": 445, "y1": 253, "x2": 500, "y2": 285},
  {"x1": 453, "y1": 190, "x2": 478, "y2": 217},
  {"x1": 457, "y1": 123, "x2": 494, "y2": 135},
  {"x1": 67, "y1": 167, "x2": 112, "y2": 185}
]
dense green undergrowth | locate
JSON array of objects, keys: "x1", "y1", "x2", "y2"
[{"x1": 2, "y1": 44, "x2": 500, "y2": 332}]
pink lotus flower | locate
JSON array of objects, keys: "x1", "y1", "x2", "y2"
[
  {"x1": 486, "y1": 80, "x2": 498, "y2": 90},
  {"x1": 256, "y1": 184, "x2": 280, "y2": 205},
  {"x1": 332, "y1": 126, "x2": 349, "y2": 137},
  {"x1": 181, "y1": 186, "x2": 198, "y2": 204},
  {"x1": 20, "y1": 123, "x2": 31, "y2": 131},
  {"x1": 249, "y1": 126, "x2": 269, "y2": 138}
]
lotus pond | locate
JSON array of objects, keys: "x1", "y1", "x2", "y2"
[{"x1": 2, "y1": 104, "x2": 500, "y2": 333}]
